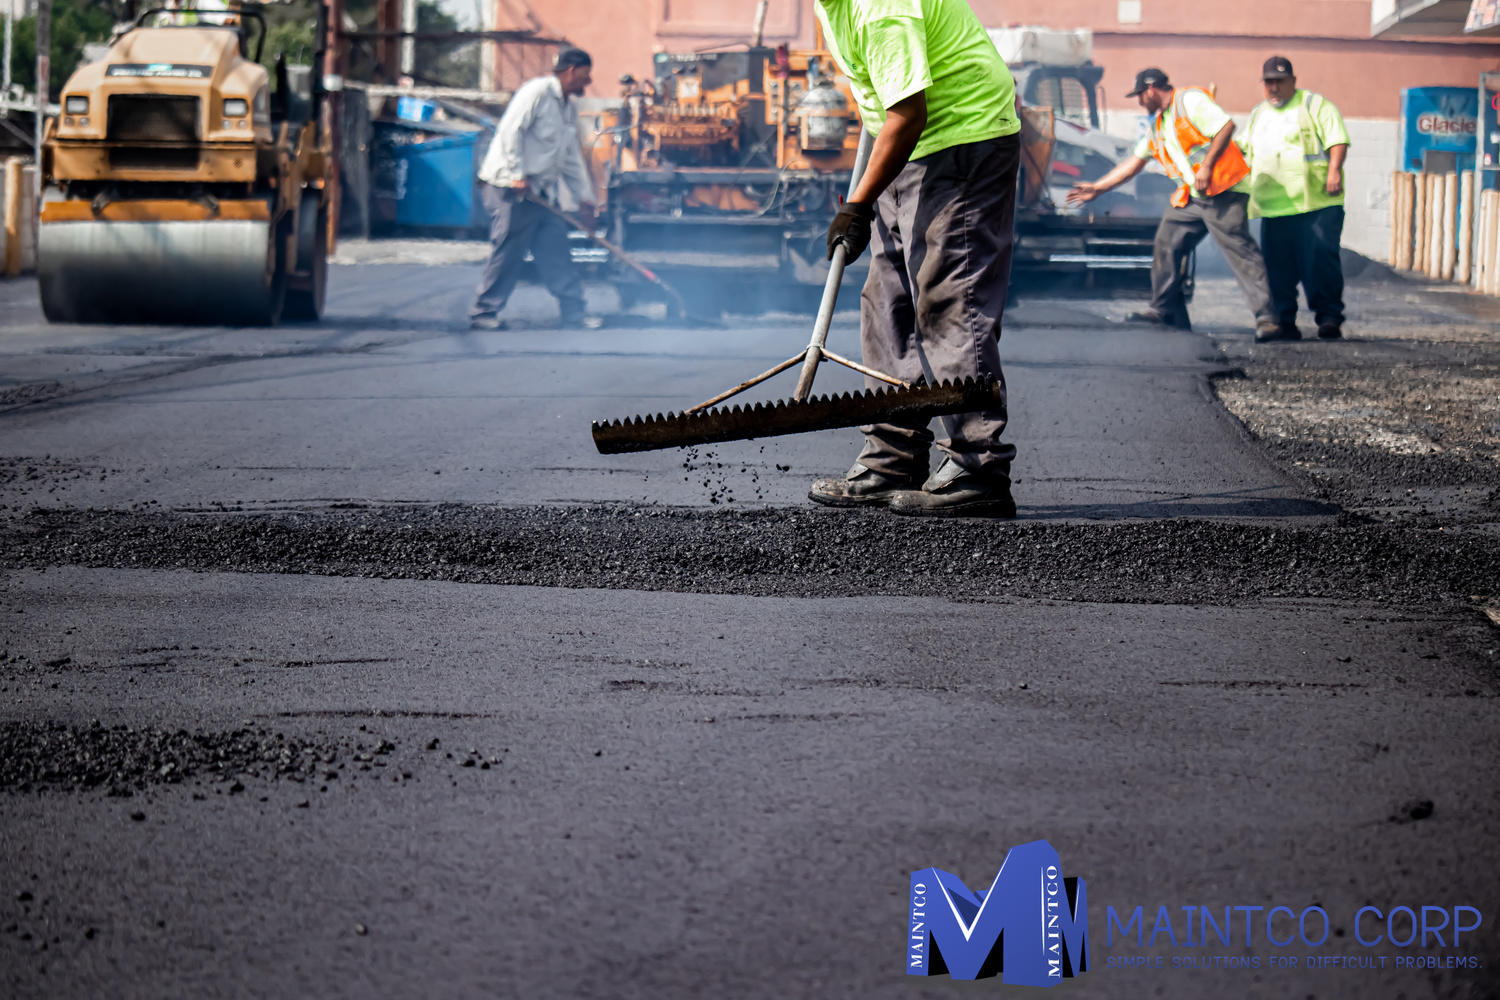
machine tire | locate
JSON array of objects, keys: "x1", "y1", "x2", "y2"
[
  {"x1": 38, "y1": 272, "x2": 80, "y2": 323},
  {"x1": 241, "y1": 217, "x2": 289, "y2": 326},
  {"x1": 284, "y1": 195, "x2": 328, "y2": 322}
]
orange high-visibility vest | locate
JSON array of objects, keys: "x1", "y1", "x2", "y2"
[{"x1": 1145, "y1": 87, "x2": 1250, "y2": 208}]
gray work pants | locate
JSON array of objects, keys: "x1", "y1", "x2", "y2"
[
  {"x1": 471, "y1": 183, "x2": 584, "y2": 322},
  {"x1": 1150, "y1": 190, "x2": 1275, "y2": 329},
  {"x1": 856, "y1": 134, "x2": 1019, "y2": 480}
]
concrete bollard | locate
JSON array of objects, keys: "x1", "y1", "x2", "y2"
[
  {"x1": 1390, "y1": 171, "x2": 1408, "y2": 269},
  {"x1": 1457, "y1": 171, "x2": 1474, "y2": 284},
  {"x1": 1413, "y1": 172, "x2": 1428, "y2": 273},
  {"x1": 1487, "y1": 190, "x2": 1500, "y2": 296},
  {"x1": 1425, "y1": 171, "x2": 1440, "y2": 274},
  {"x1": 1476, "y1": 189, "x2": 1492, "y2": 290},
  {"x1": 1398, "y1": 173, "x2": 1410, "y2": 269},
  {"x1": 1440, "y1": 171, "x2": 1458, "y2": 282},
  {"x1": 3, "y1": 157, "x2": 21, "y2": 277},
  {"x1": 1397, "y1": 172, "x2": 1416, "y2": 271},
  {"x1": 20, "y1": 165, "x2": 36, "y2": 273},
  {"x1": 1488, "y1": 189, "x2": 1500, "y2": 293},
  {"x1": 1427, "y1": 173, "x2": 1445, "y2": 281}
]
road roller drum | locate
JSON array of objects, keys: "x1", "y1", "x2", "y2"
[
  {"x1": 40, "y1": 217, "x2": 284, "y2": 324},
  {"x1": 38, "y1": 2, "x2": 331, "y2": 326}
]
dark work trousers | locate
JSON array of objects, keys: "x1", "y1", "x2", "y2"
[
  {"x1": 856, "y1": 133, "x2": 1019, "y2": 480},
  {"x1": 470, "y1": 183, "x2": 584, "y2": 322},
  {"x1": 1150, "y1": 190, "x2": 1276, "y2": 329},
  {"x1": 1260, "y1": 205, "x2": 1345, "y2": 330}
]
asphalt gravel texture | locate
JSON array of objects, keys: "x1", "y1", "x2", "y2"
[
  {"x1": 1208, "y1": 271, "x2": 1500, "y2": 528},
  {"x1": 0, "y1": 720, "x2": 378, "y2": 795},
  {"x1": 1, "y1": 265, "x2": 1498, "y2": 1000},
  {"x1": 1, "y1": 503, "x2": 1496, "y2": 608}
]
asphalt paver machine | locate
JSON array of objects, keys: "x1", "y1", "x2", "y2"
[{"x1": 38, "y1": 2, "x2": 331, "y2": 324}]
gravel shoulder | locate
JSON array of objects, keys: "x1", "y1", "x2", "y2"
[{"x1": 1205, "y1": 274, "x2": 1500, "y2": 528}]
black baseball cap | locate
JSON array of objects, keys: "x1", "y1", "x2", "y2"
[
  {"x1": 1263, "y1": 56, "x2": 1294, "y2": 80},
  {"x1": 1126, "y1": 68, "x2": 1170, "y2": 98},
  {"x1": 555, "y1": 48, "x2": 593, "y2": 71}
]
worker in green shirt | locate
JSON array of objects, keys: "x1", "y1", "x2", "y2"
[
  {"x1": 808, "y1": 0, "x2": 1022, "y2": 517},
  {"x1": 1245, "y1": 55, "x2": 1351, "y2": 340}
]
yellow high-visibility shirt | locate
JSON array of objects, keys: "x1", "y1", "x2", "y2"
[
  {"x1": 1245, "y1": 90, "x2": 1350, "y2": 218},
  {"x1": 815, "y1": 0, "x2": 1019, "y2": 162}
]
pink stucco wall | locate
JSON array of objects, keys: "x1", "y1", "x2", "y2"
[{"x1": 526, "y1": 0, "x2": 1500, "y2": 117}]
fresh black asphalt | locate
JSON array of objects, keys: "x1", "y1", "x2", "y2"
[{"x1": 0, "y1": 266, "x2": 1496, "y2": 999}]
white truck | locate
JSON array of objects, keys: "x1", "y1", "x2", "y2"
[{"x1": 992, "y1": 27, "x2": 1175, "y2": 290}]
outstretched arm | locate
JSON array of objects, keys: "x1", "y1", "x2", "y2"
[{"x1": 1066, "y1": 156, "x2": 1148, "y2": 205}]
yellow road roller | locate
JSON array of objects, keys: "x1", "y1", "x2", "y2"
[{"x1": 39, "y1": 3, "x2": 330, "y2": 324}]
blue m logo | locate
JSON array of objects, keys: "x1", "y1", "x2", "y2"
[{"x1": 907, "y1": 840, "x2": 1088, "y2": 987}]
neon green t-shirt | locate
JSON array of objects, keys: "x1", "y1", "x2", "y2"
[
  {"x1": 1244, "y1": 90, "x2": 1351, "y2": 218},
  {"x1": 814, "y1": 0, "x2": 1019, "y2": 161}
]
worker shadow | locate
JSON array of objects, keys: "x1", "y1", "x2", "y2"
[
  {"x1": 317, "y1": 315, "x2": 469, "y2": 333},
  {"x1": 1018, "y1": 493, "x2": 1341, "y2": 520}
]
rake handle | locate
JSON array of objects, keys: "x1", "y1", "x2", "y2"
[
  {"x1": 792, "y1": 128, "x2": 875, "y2": 402},
  {"x1": 793, "y1": 244, "x2": 847, "y2": 401}
]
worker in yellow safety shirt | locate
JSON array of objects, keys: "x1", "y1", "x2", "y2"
[
  {"x1": 806, "y1": 0, "x2": 1022, "y2": 517},
  {"x1": 1244, "y1": 55, "x2": 1351, "y2": 341},
  {"x1": 1067, "y1": 68, "x2": 1280, "y2": 340}
]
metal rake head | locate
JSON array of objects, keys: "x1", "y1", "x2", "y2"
[{"x1": 591, "y1": 376, "x2": 1003, "y2": 454}]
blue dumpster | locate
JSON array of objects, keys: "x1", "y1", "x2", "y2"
[{"x1": 392, "y1": 129, "x2": 489, "y2": 231}]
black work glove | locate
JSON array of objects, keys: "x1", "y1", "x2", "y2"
[{"x1": 827, "y1": 201, "x2": 876, "y2": 262}]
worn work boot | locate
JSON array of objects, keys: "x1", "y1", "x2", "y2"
[
  {"x1": 887, "y1": 458, "x2": 1017, "y2": 519},
  {"x1": 469, "y1": 313, "x2": 508, "y2": 331},
  {"x1": 1126, "y1": 309, "x2": 1189, "y2": 330},
  {"x1": 808, "y1": 463, "x2": 921, "y2": 508},
  {"x1": 1255, "y1": 321, "x2": 1300, "y2": 342},
  {"x1": 1316, "y1": 323, "x2": 1343, "y2": 340},
  {"x1": 1128, "y1": 309, "x2": 1193, "y2": 331}
]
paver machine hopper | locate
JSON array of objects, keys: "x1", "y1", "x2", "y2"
[{"x1": 38, "y1": 2, "x2": 331, "y2": 324}]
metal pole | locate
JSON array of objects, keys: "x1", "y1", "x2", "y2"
[
  {"x1": 478, "y1": 0, "x2": 496, "y2": 91},
  {"x1": 4, "y1": 2, "x2": 13, "y2": 101},
  {"x1": 33, "y1": 0, "x2": 50, "y2": 249},
  {"x1": 792, "y1": 127, "x2": 873, "y2": 402},
  {"x1": 322, "y1": 0, "x2": 343, "y2": 249},
  {"x1": 399, "y1": 0, "x2": 415, "y2": 77}
]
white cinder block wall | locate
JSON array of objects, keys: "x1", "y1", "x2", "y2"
[
  {"x1": 1101, "y1": 112, "x2": 1399, "y2": 262},
  {"x1": 1341, "y1": 119, "x2": 1398, "y2": 262}
]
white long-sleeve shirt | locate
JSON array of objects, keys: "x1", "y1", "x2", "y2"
[{"x1": 477, "y1": 74, "x2": 594, "y2": 211}]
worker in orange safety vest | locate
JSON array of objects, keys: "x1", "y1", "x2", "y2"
[{"x1": 1067, "y1": 68, "x2": 1279, "y2": 340}]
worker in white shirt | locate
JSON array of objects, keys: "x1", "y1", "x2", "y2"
[{"x1": 470, "y1": 48, "x2": 598, "y2": 330}]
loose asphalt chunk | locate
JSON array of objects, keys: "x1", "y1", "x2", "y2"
[
  {"x1": 0, "y1": 720, "x2": 366, "y2": 795},
  {"x1": 1, "y1": 504, "x2": 1495, "y2": 609}
]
